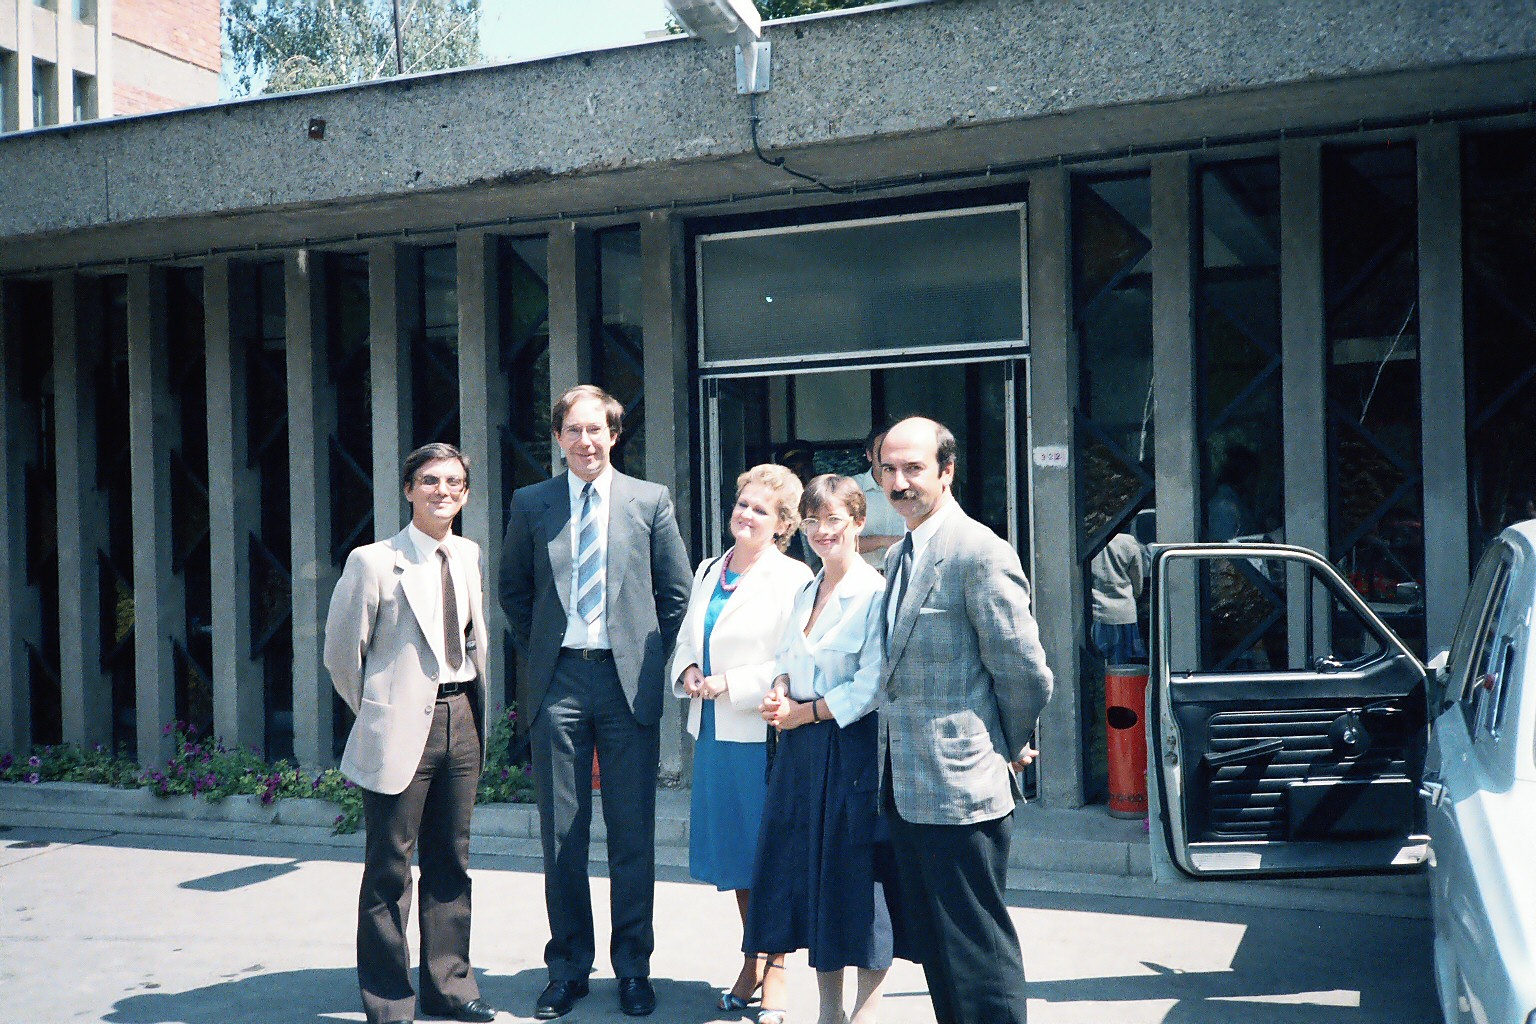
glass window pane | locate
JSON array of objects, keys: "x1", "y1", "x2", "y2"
[
  {"x1": 1323, "y1": 143, "x2": 1425, "y2": 656},
  {"x1": 414, "y1": 244, "x2": 459, "y2": 446},
  {"x1": 1074, "y1": 172, "x2": 1155, "y2": 804},
  {"x1": 595, "y1": 227, "x2": 644, "y2": 474},
  {"x1": 1463, "y1": 129, "x2": 1536, "y2": 557},
  {"x1": 699, "y1": 208, "x2": 1024, "y2": 366}
]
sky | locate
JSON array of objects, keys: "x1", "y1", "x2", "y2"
[{"x1": 479, "y1": 0, "x2": 675, "y2": 63}]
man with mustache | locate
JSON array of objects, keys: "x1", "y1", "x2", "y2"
[{"x1": 876, "y1": 416, "x2": 1054, "y2": 1024}]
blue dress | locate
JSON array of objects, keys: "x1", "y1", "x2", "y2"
[{"x1": 688, "y1": 568, "x2": 770, "y2": 891}]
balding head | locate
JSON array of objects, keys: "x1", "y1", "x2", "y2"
[{"x1": 878, "y1": 417, "x2": 958, "y2": 529}]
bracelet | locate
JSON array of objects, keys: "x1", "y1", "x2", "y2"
[{"x1": 811, "y1": 699, "x2": 822, "y2": 723}]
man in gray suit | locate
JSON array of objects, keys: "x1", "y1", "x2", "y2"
[
  {"x1": 499, "y1": 385, "x2": 692, "y2": 1020},
  {"x1": 877, "y1": 416, "x2": 1054, "y2": 1024}
]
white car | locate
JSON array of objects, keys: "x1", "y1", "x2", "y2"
[{"x1": 1147, "y1": 526, "x2": 1536, "y2": 1024}]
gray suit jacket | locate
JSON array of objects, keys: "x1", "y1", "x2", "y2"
[
  {"x1": 498, "y1": 471, "x2": 692, "y2": 728},
  {"x1": 879, "y1": 505, "x2": 1054, "y2": 826},
  {"x1": 324, "y1": 528, "x2": 490, "y2": 795}
]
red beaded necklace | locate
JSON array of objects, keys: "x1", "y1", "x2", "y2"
[{"x1": 718, "y1": 546, "x2": 755, "y2": 592}]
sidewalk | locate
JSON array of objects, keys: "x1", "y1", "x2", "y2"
[{"x1": 0, "y1": 802, "x2": 1439, "y2": 1024}]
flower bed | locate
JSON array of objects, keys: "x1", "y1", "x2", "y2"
[{"x1": 0, "y1": 708, "x2": 533, "y2": 835}]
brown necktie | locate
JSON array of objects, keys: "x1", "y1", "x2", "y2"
[{"x1": 438, "y1": 547, "x2": 463, "y2": 671}]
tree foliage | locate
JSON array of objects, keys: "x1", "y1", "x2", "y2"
[
  {"x1": 755, "y1": 0, "x2": 872, "y2": 16},
  {"x1": 223, "y1": 0, "x2": 483, "y2": 98}
]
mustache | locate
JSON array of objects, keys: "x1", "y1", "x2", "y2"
[{"x1": 889, "y1": 489, "x2": 918, "y2": 501}]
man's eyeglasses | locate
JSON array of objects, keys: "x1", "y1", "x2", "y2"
[
  {"x1": 800, "y1": 515, "x2": 852, "y2": 535},
  {"x1": 416, "y1": 474, "x2": 468, "y2": 493}
]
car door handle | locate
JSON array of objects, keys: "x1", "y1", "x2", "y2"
[
  {"x1": 1418, "y1": 776, "x2": 1446, "y2": 807},
  {"x1": 1204, "y1": 738, "x2": 1285, "y2": 769}
]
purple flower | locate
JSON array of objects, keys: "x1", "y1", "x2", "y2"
[
  {"x1": 163, "y1": 723, "x2": 175, "y2": 736},
  {"x1": 333, "y1": 814, "x2": 344, "y2": 824},
  {"x1": 187, "y1": 724, "x2": 198, "y2": 737},
  {"x1": 25, "y1": 772, "x2": 40, "y2": 784},
  {"x1": 27, "y1": 755, "x2": 40, "y2": 768},
  {"x1": 0, "y1": 754, "x2": 12, "y2": 770},
  {"x1": 500, "y1": 769, "x2": 510, "y2": 781},
  {"x1": 343, "y1": 780, "x2": 356, "y2": 789}
]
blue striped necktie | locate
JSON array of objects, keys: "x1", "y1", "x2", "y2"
[{"x1": 576, "y1": 482, "x2": 604, "y2": 623}]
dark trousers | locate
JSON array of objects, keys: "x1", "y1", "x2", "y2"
[
  {"x1": 887, "y1": 794, "x2": 1029, "y2": 1024},
  {"x1": 531, "y1": 653, "x2": 659, "y2": 980},
  {"x1": 358, "y1": 691, "x2": 482, "y2": 1024}
]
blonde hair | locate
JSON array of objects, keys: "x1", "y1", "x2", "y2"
[{"x1": 736, "y1": 463, "x2": 804, "y2": 552}]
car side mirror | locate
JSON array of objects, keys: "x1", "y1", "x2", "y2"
[{"x1": 1425, "y1": 649, "x2": 1451, "y2": 711}]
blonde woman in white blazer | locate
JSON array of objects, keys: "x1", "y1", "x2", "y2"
[
  {"x1": 669, "y1": 463, "x2": 813, "y2": 1014},
  {"x1": 744, "y1": 474, "x2": 914, "y2": 1024}
]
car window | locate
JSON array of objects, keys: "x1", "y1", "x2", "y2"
[
  {"x1": 1458, "y1": 562, "x2": 1511, "y2": 740},
  {"x1": 1167, "y1": 552, "x2": 1389, "y2": 675},
  {"x1": 1446, "y1": 545, "x2": 1511, "y2": 702}
]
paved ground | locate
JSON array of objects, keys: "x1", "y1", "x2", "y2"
[{"x1": 0, "y1": 819, "x2": 1438, "y2": 1024}]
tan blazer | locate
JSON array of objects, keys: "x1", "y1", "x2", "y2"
[
  {"x1": 324, "y1": 528, "x2": 490, "y2": 795},
  {"x1": 669, "y1": 547, "x2": 812, "y2": 743}
]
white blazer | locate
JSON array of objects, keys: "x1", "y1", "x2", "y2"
[
  {"x1": 669, "y1": 546, "x2": 812, "y2": 743},
  {"x1": 774, "y1": 560, "x2": 885, "y2": 727}
]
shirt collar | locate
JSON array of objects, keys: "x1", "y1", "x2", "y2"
[
  {"x1": 907, "y1": 495, "x2": 957, "y2": 557},
  {"x1": 407, "y1": 522, "x2": 453, "y2": 562},
  {"x1": 567, "y1": 466, "x2": 614, "y2": 506}
]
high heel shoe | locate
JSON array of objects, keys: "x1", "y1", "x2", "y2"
[{"x1": 719, "y1": 990, "x2": 759, "y2": 1012}]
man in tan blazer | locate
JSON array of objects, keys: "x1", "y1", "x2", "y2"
[{"x1": 325, "y1": 443, "x2": 497, "y2": 1024}]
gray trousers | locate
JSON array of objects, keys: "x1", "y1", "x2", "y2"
[
  {"x1": 358, "y1": 690, "x2": 482, "y2": 1024},
  {"x1": 531, "y1": 653, "x2": 659, "y2": 980}
]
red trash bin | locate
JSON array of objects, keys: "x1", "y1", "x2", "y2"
[{"x1": 1104, "y1": 664, "x2": 1149, "y2": 818}]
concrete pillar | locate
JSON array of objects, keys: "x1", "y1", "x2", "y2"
[
  {"x1": 94, "y1": 0, "x2": 111, "y2": 118},
  {"x1": 1026, "y1": 168, "x2": 1085, "y2": 808},
  {"x1": 547, "y1": 222, "x2": 596, "y2": 471},
  {"x1": 53, "y1": 0, "x2": 72, "y2": 124},
  {"x1": 127, "y1": 267, "x2": 181, "y2": 765},
  {"x1": 204, "y1": 258, "x2": 264, "y2": 750},
  {"x1": 641, "y1": 211, "x2": 693, "y2": 786},
  {"x1": 1417, "y1": 125, "x2": 1469, "y2": 656},
  {"x1": 1150, "y1": 155, "x2": 1201, "y2": 670},
  {"x1": 286, "y1": 251, "x2": 337, "y2": 767},
  {"x1": 16, "y1": 0, "x2": 33, "y2": 130},
  {"x1": 53, "y1": 274, "x2": 110, "y2": 747},
  {"x1": 0, "y1": 284, "x2": 32, "y2": 754},
  {"x1": 1280, "y1": 141, "x2": 1331, "y2": 660},
  {"x1": 456, "y1": 230, "x2": 509, "y2": 724},
  {"x1": 369, "y1": 243, "x2": 416, "y2": 538}
]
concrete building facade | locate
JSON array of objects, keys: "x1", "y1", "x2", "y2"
[
  {"x1": 0, "y1": 0, "x2": 218, "y2": 131},
  {"x1": 2, "y1": 0, "x2": 1535, "y2": 810}
]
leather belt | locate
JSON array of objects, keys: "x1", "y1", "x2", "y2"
[
  {"x1": 560, "y1": 647, "x2": 613, "y2": 662},
  {"x1": 437, "y1": 680, "x2": 469, "y2": 698}
]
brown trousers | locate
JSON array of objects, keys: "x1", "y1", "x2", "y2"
[{"x1": 357, "y1": 690, "x2": 482, "y2": 1024}]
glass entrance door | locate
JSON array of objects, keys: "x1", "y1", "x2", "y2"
[{"x1": 700, "y1": 358, "x2": 1029, "y2": 573}]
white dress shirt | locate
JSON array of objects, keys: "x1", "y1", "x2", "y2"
[
  {"x1": 406, "y1": 523, "x2": 478, "y2": 684},
  {"x1": 854, "y1": 469, "x2": 908, "y2": 568},
  {"x1": 775, "y1": 560, "x2": 885, "y2": 726},
  {"x1": 562, "y1": 467, "x2": 614, "y2": 649},
  {"x1": 886, "y1": 496, "x2": 958, "y2": 636}
]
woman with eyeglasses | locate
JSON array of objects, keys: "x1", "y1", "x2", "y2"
[
  {"x1": 669, "y1": 463, "x2": 813, "y2": 1017},
  {"x1": 743, "y1": 474, "x2": 910, "y2": 1024}
]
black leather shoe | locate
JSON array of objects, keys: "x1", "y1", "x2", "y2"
[
  {"x1": 534, "y1": 980, "x2": 589, "y2": 1020},
  {"x1": 421, "y1": 997, "x2": 498, "y2": 1023},
  {"x1": 617, "y1": 976, "x2": 656, "y2": 1016}
]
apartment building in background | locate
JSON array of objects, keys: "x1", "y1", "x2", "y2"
[{"x1": 0, "y1": 0, "x2": 219, "y2": 131}]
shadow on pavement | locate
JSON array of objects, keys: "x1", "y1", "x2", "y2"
[{"x1": 101, "y1": 966, "x2": 739, "y2": 1024}]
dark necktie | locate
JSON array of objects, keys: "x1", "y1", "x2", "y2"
[
  {"x1": 886, "y1": 533, "x2": 915, "y2": 643},
  {"x1": 439, "y1": 546, "x2": 463, "y2": 671}
]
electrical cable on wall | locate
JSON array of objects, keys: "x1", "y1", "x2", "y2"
[{"x1": 748, "y1": 93, "x2": 855, "y2": 195}]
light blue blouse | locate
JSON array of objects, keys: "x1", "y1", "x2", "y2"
[{"x1": 772, "y1": 559, "x2": 886, "y2": 727}]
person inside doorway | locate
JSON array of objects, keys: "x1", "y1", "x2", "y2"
[{"x1": 852, "y1": 425, "x2": 906, "y2": 570}]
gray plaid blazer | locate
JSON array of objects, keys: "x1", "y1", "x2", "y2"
[{"x1": 878, "y1": 505, "x2": 1054, "y2": 826}]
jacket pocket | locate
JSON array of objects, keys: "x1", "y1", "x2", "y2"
[{"x1": 350, "y1": 697, "x2": 391, "y2": 772}]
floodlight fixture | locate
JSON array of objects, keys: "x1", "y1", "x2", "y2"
[{"x1": 664, "y1": 0, "x2": 771, "y2": 95}]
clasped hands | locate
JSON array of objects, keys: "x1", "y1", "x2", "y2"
[
  {"x1": 679, "y1": 664, "x2": 727, "y2": 700},
  {"x1": 759, "y1": 675, "x2": 811, "y2": 731}
]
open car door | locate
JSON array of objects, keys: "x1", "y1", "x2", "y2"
[{"x1": 1149, "y1": 542, "x2": 1429, "y2": 878}]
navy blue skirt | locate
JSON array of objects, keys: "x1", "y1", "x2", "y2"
[{"x1": 742, "y1": 711, "x2": 913, "y2": 971}]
